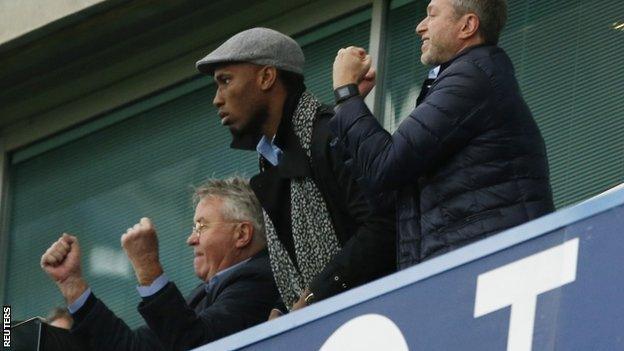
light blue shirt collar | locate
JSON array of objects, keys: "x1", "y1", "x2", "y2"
[
  {"x1": 428, "y1": 65, "x2": 441, "y2": 79},
  {"x1": 256, "y1": 135, "x2": 283, "y2": 166}
]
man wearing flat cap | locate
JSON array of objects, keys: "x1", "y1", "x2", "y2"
[{"x1": 196, "y1": 27, "x2": 396, "y2": 315}]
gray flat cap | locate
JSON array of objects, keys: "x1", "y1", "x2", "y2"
[{"x1": 196, "y1": 27, "x2": 304, "y2": 75}]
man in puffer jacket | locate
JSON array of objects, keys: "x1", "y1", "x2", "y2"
[{"x1": 330, "y1": 0, "x2": 554, "y2": 269}]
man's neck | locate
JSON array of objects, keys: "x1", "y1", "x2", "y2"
[
  {"x1": 262, "y1": 91, "x2": 288, "y2": 139},
  {"x1": 262, "y1": 115, "x2": 282, "y2": 140},
  {"x1": 438, "y1": 39, "x2": 488, "y2": 70},
  {"x1": 208, "y1": 251, "x2": 253, "y2": 281}
]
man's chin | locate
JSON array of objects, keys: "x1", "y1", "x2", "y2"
[
  {"x1": 224, "y1": 110, "x2": 267, "y2": 149},
  {"x1": 227, "y1": 125, "x2": 243, "y2": 137},
  {"x1": 228, "y1": 126, "x2": 262, "y2": 150},
  {"x1": 224, "y1": 120, "x2": 254, "y2": 137},
  {"x1": 421, "y1": 54, "x2": 436, "y2": 66}
]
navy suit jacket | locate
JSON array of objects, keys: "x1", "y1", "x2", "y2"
[{"x1": 71, "y1": 249, "x2": 278, "y2": 351}]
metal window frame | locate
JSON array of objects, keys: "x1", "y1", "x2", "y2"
[
  {"x1": 0, "y1": 139, "x2": 11, "y2": 305},
  {"x1": 365, "y1": 0, "x2": 390, "y2": 118}
]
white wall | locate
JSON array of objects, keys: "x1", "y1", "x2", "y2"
[{"x1": 0, "y1": 0, "x2": 106, "y2": 44}]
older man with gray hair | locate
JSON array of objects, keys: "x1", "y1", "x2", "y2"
[
  {"x1": 41, "y1": 176, "x2": 278, "y2": 351},
  {"x1": 331, "y1": 0, "x2": 554, "y2": 269}
]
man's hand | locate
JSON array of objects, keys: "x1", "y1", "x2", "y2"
[
  {"x1": 291, "y1": 288, "x2": 311, "y2": 312},
  {"x1": 358, "y1": 68, "x2": 376, "y2": 98},
  {"x1": 121, "y1": 217, "x2": 163, "y2": 286},
  {"x1": 268, "y1": 308, "x2": 283, "y2": 321},
  {"x1": 40, "y1": 234, "x2": 88, "y2": 304},
  {"x1": 333, "y1": 46, "x2": 373, "y2": 91}
]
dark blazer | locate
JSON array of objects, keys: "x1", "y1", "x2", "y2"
[
  {"x1": 249, "y1": 101, "x2": 396, "y2": 302},
  {"x1": 71, "y1": 250, "x2": 278, "y2": 351},
  {"x1": 331, "y1": 45, "x2": 554, "y2": 269}
]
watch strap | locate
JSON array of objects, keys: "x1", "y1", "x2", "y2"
[{"x1": 333, "y1": 84, "x2": 359, "y2": 104}]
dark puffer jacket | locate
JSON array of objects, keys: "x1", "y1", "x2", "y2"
[{"x1": 330, "y1": 45, "x2": 554, "y2": 269}]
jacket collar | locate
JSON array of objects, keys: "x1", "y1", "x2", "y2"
[
  {"x1": 438, "y1": 43, "x2": 493, "y2": 75},
  {"x1": 416, "y1": 44, "x2": 496, "y2": 106},
  {"x1": 204, "y1": 248, "x2": 268, "y2": 291}
]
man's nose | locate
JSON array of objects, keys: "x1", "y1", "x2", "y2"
[
  {"x1": 416, "y1": 18, "x2": 427, "y2": 36},
  {"x1": 187, "y1": 232, "x2": 197, "y2": 246},
  {"x1": 213, "y1": 90, "x2": 224, "y2": 108}
]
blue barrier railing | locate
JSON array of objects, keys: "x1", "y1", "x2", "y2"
[{"x1": 196, "y1": 184, "x2": 624, "y2": 351}]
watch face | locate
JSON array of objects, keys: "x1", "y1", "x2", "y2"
[{"x1": 337, "y1": 87, "x2": 348, "y2": 98}]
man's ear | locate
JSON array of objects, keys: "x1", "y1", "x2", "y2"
[
  {"x1": 234, "y1": 222, "x2": 254, "y2": 248},
  {"x1": 458, "y1": 13, "x2": 480, "y2": 40},
  {"x1": 258, "y1": 66, "x2": 278, "y2": 91}
]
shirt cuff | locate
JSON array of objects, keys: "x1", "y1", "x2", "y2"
[
  {"x1": 136, "y1": 274, "x2": 169, "y2": 298},
  {"x1": 67, "y1": 288, "x2": 92, "y2": 314}
]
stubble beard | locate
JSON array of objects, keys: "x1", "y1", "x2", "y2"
[
  {"x1": 229, "y1": 105, "x2": 269, "y2": 139},
  {"x1": 420, "y1": 39, "x2": 455, "y2": 66},
  {"x1": 421, "y1": 45, "x2": 443, "y2": 66}
]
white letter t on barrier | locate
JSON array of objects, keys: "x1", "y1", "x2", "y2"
[{"x1": 474, "y1": 238, "x2": 579, "y2": 351}]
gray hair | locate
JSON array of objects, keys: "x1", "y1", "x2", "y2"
[
  {"x1": 47, "y1": 306, "x2": 72, "y2": 324},
  {"x1": 451, "y1": 0, "x2": 507, "y2": 45},
  {"x1": 193, "y1": 176, "x2": 266, "y2": 245}
]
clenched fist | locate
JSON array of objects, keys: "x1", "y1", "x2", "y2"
[
  {"x1": 333, "y1": 46, "x2": 376, "y2": 97},
  {"x1": 121, "y1": 217, "x2": 163, "y2": 286},
  {"x1": 40, "y1": 234, "x2": 88, "y2": 304}
]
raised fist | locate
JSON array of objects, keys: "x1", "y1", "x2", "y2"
[
  {"x1": 333, "y1": 46, "x2": 373, "y2": 90},
  {"x1": 121, "y1": 217, "x2": 163, "y2": 285},
  {"x1": 41, "y1": 233, "x2": 82, "y2": 284},
  {"x1": 40, "y1": 233, "x2": 88, "y2": 304}
]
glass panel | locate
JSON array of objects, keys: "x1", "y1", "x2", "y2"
[
  {"x1": 381, "y1": 0, "x2": 429, "y2": 132},
  {"x1": 302, "y1": 16, "x2": 371, "y2": 104}
]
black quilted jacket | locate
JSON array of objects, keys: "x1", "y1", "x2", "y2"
[{"x1": 330, "y1": 44, "x2": 554, "y2": 269}]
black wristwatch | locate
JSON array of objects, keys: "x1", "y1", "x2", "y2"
[{"x1": 333, "y1": 84, "x2": 359, "y2": 104}]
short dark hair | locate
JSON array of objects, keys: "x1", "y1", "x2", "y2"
[
  {"x1": 451, "y1": 0, "x2": 507, "y2": 45},
  {"x1": 277, "y1": 69, "x2": 305, "y2": 92}
]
